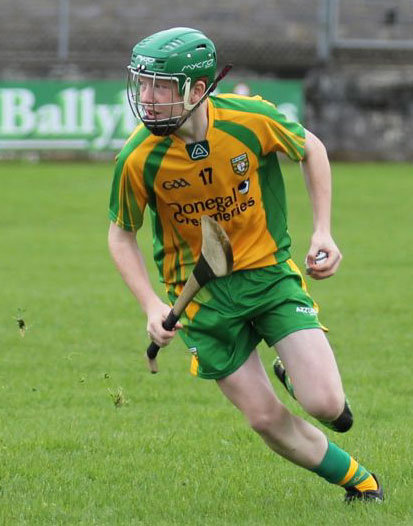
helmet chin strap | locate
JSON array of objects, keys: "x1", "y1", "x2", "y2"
[
  {"x1": 182, "y1": 77, "x2": 196, "y2": 111},
  {"x1": 177, "y1": 64, "x2": 233, "y2": 130}
]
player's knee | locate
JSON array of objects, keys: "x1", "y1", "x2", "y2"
[
  {"x1": 307, "y1": 396, "x2": 353, "y2": 433},
  {"x1": 304, "y1": 391, "x2": 345, "y2": 423},
  {"x1": 249, "y1": 406, "x2": 285, "y2": 437},
  {"x1": 250, "y1": 412, "x2": 274, "y2": 435}
]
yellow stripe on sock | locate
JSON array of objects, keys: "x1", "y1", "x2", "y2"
[{"x1": 339, "y1": 457, "x2": 359, "y2": 486}]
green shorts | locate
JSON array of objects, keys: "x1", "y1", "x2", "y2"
[{"x1": 166, "y1": 260, "x2": 323, "y2": 380}]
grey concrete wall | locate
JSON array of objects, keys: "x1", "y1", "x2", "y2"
[{"x1": 306, "y1": 66, "x2": 413, "y2": 161}]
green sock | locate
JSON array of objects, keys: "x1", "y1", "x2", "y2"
[{"x1": 312, "y1": 440, "x2": 372, "y2": 488}]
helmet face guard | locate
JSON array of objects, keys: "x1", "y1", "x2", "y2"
[
  {"x1": 127, "y1": 66, "x2": 189, "y2": 136},
  {"x1": 127, "y1": 62, "x2": 233, "y2": 136}
]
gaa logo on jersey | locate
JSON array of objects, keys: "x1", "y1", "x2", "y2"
[{"x1": 230, "y1": 153, "x2": 249, "y2": 176}]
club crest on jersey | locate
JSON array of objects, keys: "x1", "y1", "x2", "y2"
[
  {"x1": 186, "y1": 140, "x2": 210, "y2": 160},
  {"x1": 231, "y1": 153, "x2": 249, "y2": 176}
]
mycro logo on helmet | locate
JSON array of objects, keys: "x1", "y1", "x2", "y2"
[
  {"x1": 182, "y1": 59, "x2": 214, "y2": 72},
  {"x1": 136, "y1": 55, "x2": 156, "y2": 64}
]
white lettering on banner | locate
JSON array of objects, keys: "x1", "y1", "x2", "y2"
[
  {"x1": 61, "y1": 88, "x2": 78, "y2": 133},
  {"x1": 0, "y1": 87, "x2": 137, "y2": 150},
  {"x1": 1, "y1": 89, "x2": 36, "y2": 134},
  {"x1": 93, "y1": 105, "x2": 123, "y2": 149},
  {"x1": 79, "y1": 88, "x2": 95, "y2": 134},
  {"x1": 37, "y1": 104, "x2": 62, "y2": 134},
  {"x1": 0, "y1": 81, "x2": 302, "y2": 151},
  {"x1": 60, "y1": 88, "x2": 96, "y2": 134}
]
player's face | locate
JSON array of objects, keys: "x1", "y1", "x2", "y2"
[{"x1": 138, "y1": 76, "x2": 184, "y2": 120}]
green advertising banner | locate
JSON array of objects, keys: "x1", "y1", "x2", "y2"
[{"x1": 0, "y1": 79, "x2": 303, "y2": 152}]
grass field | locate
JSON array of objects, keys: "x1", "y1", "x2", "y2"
[{"x1": 1, "y1": 161, "x2": 412, "y2": 525}]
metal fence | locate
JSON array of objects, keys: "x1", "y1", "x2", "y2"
[
  {"x1": 319, "y1": 0, "x2": 413, "y2": 61},
  {"x1": 1, "y1": 0, "x2": 412, "y2": 80},
  {"x1": 0, "y1": 0, "x2": 318, "y2": 79}
]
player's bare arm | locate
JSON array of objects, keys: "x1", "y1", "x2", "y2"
[
  {"x1": 108, "y1": 222, "x2": 181, "y2": 346},
  {"x1": 301, "y1": 129, "x2": 342, "y2": 280}
]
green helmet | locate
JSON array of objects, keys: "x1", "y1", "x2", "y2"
[
  {"x1": 130, "y1": 27, "x2": 217, "y2": 95},
  {"x1": 127, "y1": 27, "x2": 218, "y2": 136}
]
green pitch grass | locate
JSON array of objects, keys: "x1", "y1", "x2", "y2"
[{"x1": 0, "y1": 161, "x2": 412, "y2": 525}]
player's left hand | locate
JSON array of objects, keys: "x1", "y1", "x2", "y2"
[{"x1": 305, "y1": 234, "x2": 342, "y2": 280}]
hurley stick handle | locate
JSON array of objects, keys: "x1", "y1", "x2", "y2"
[
  {"x1": 145, "y1": 274, "x2": 202, "y2": 374},
  {"x1": 146, "y1": 309, "x2": 180, "y2": 359}
]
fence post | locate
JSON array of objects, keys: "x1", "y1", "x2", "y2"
[
  {"x1": 58, "y1": 0, "x2": 70, "y2": 60},
  {"x1": 317, "y1": 0, "x2": 339, "y2": 62}
]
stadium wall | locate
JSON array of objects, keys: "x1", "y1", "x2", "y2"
[{"x1": 306, "y1": 65, "x2": 413, "y2": 162}]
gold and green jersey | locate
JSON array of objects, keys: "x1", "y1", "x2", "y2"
[{"x1": 109, "y1": 94, "x2": 306, "y2": 284}]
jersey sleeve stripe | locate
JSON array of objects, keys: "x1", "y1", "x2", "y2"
[
  {"x1": 124, "y1": 175, "x2": 143, "y2": 230},
  {"x1": 212, "y1": 95, "x2": 305, "y2": 161},
  {"x1": 214, "y1": 120, "x2": 262, "y2": 158},
  {"x1": 270, "y1": 120, "x2": 305, "y2": 161},
  {"x1": 109, "y1": 125, "x2": 152, "y2": 230},
  {"x1": 142, "y1": 138, "x2": 173, "y2": 277},
  {"x1": 109, "y1": 162, "x2": 136, "y2": 231}
]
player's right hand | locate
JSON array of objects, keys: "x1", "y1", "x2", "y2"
[{"x1": 146, "y1": 299, "x2": 183, "y2": 347}]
